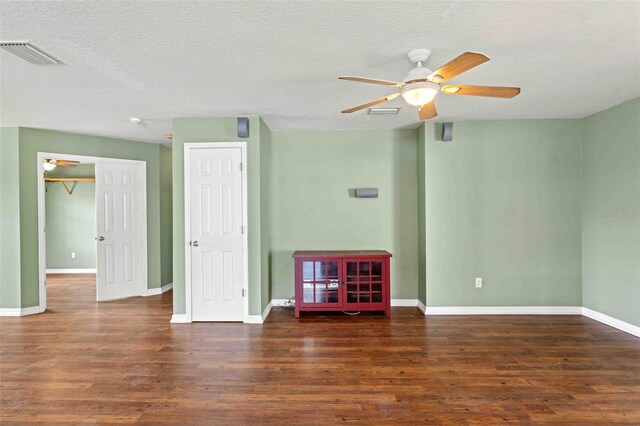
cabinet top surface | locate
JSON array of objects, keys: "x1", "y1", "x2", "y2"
[{"x1": 292, "y1": 250, "x2": 392, "y2": 258}]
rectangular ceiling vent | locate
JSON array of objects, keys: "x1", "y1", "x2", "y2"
[
  {"x1": 368, "y1": 107, "x2": 400, "y2": 115},
  {"x1": 0, "y1": 41, "x2": 61, "y2": 65}
]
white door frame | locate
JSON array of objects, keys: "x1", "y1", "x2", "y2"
[
  {"x1": 37, "y1": 152, "x2": 148, "y2": 311},
  {"x1": 184, "y1": 142, "x2": 249, "y2": 323}
]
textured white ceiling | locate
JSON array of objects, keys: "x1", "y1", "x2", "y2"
[{"x1": 1, "y1": 1, "x2": 639, "y2": 144}]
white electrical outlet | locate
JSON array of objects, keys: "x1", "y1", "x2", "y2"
[
  {"x1": 71, "y1": 252, "x2": 76, "y2": 259},
  {"x1": 475, "y1": 277, "x2": 482, "y2": 288}
]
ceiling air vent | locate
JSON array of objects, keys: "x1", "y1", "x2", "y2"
[
  {"x1": 368, "y1": 107, "x2": 400, "y2": 115},
  {"x1": 0, "y1": 41, "x2": 61, "y2": 65}
]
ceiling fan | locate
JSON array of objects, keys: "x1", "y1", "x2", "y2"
[
  {"x1": 44, "y1": 158, "x2": 79, "y2": 171},
  {"x1": 339, "y1": 49, "x2": 520, "y2": 120}
]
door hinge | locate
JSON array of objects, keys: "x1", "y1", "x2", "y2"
[
  {"x1": 241, "y1": 225, "x2": 245, "y2": 234},
  {"x1": 242, "y1": 289, "x2": 246, "y2": 297},
  {"x1": 239, "y1": 162, "x2": 243, "y2": 171}
]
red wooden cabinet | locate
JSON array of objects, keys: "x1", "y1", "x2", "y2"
[{"x1": 292, "y1": 250, "x2": 392, "y2": 318}]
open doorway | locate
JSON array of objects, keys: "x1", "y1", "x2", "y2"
[
  {"x1": 44, "y1": 161, "x2": 98, "y2": 308},
  {"x1": 37, "y1": 152, "x2": 148, "y2": 312}
]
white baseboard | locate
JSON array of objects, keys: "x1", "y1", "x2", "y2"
[
  {"x1": 163, "y1": 301, "x2": 634, "y2": 338},
  {"x1": 0, "y1": 306, "x2": 44, "y2": 316},
  {"x1": 244, "y1": 315, "x2": 263, "y2": 324},
  {"x1": 261, "y1": 301, "x2": 272, "y2": 322},
  {"x1": 424, "y1": 306, "x2": 583, "y2": 315},
  {"x1": 420, "y1": 306, "x2": 637, "y2": 337},
  {"x1": 46, "y1": 268, "x2": 96, "y2": 274},
  {"x1": 170, "y1": 314, "x2": 189, "y2": 323},
  {"x1": 146, "y1": 288, "x2": 162, "y2": 297},
  {"x1": 21, "y1": 306, "x2": 44, "y2": 315},
  {"x1": 244, "y1": 301, "x2": 273, "y2": 324},
  {"x1": 582, "y1": 307, "x2": 640, "y2": 338},
  {"x1": 146, "y1": 282, "x2": 173, "y2": 296}
]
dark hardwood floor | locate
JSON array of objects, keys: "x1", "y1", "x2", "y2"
[{"x1": 1, "y1": 274, "x2": 639, "y2": 424}]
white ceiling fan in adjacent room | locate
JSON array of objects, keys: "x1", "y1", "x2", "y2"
[{"x1": 339, "y1": 49, "x2": 521, "y2": 121}]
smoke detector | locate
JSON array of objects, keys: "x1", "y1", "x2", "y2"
[{"x1": 0, "y1": 41, "x2": 61, "y2": 65}]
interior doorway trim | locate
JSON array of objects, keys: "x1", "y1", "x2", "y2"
[
  {"x1": 37, "y1": 152, "x2": 148, "y2": 312},
  {"x1": 183, "y1": 142, "x2": 249, "y2": 323}
]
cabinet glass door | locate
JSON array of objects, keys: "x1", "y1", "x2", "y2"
[
  {"x1": 301, "y1": 260, "x2": 341, "y2": 306},
  {"x1": 344, "y1": 259, "x2": 384, "y2": 306}
]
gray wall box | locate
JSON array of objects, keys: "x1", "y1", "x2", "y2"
[
  {"x1": 442, "y1": 122, "x2": 453, "y2": 141},
  {"x1": 355, "y1": 188, "x2": 379, "y2": 198},
  {"x1": 237, "y1": 117, "x2": 249, "y2": 138}
]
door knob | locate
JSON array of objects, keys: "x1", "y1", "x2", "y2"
[
  {"x1": 192, "y1": 241, "x2": 199, "y2": 247},
  {"x1": 96, "y1": 236, "x2": 105, "y2": 241}
]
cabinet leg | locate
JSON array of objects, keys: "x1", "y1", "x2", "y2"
[{"x1": 295, "y1": 307, "x2": 300, "y2": 319}]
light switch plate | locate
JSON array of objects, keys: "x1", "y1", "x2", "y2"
[{"x1": 475, "y1": 277, "x2": 482, "y2": 288}]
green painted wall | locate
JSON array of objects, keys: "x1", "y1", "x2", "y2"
[
  {"x1": 270, "y1": 129, "x2": 419, "y2": 300},
  {"x1": 422, "y1": 120, "x2": 583, "y2": 307},
  {"x1": 45, "y1": 165, "x2": 96, "y2": 269},
  {"x1": 0, "y1": 128, "x2": 172, "y2": 308},
  {"x1": 417, "y1": 124, "x2": 426, "y2": 306},
  {"x1": 0, "y1": 128, "x2": 22, "y2": 309},
  {"x1": 159, "y1": 146, "x2": 173, "y2": 286},
  {"x1": 260, "y1": 119, "x2": 272, "y2": 310},
  {"x1": 171, "y1": 117, "x2": 269, "y2": 316},
  {"x1": 4, "y1": 98, "x2": 637, "y2": 324},
  {"x1": 582, "y1": 98, "x2": 640, "y2": 326}
]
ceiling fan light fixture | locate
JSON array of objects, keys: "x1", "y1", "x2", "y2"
[
  {"x1": 401, "y1": 82, "x2": 440, "y2": 107},
  {"x1": 43, "y1": 160, "x2": 56, "y2": 171},
  {"x1": 443, "y1": 86, "x2": 461, "y2": 94}
]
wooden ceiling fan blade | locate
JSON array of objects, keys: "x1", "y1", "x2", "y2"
[
  {"x1": 341, "y1": 93, "x2": 400, "y2": 113},
  {"x1": 418, "y1": 102, "x2": 437, "y2": 120},
  {"x1": 441, "y1": 85, "x2": 521, "y2": 98},
  {"x1": 339, "y1": 76, "x2": 404, "y2": 87},
  {"x1": 428, "y1": 52, "x2": 490, "y2": 83},
  {"x1": 58, "y1": 163, "x2": 76, "y2": 167}
]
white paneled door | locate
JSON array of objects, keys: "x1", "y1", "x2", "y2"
[
  {"x1": 189, "y1": 147, "x2": 245, "y2": 322},
  {"x1": 95, "y1": 163, "x2": 143, "y2": 301}
]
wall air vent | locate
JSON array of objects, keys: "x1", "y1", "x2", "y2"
[{"x1": 0, "y1": 41, "x2": 61, "y2": 65}]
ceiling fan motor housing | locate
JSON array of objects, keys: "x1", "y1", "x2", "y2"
[{"x1": 403, "y1": 66, "x2": 433, "y2": 83}]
